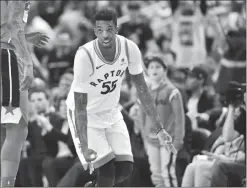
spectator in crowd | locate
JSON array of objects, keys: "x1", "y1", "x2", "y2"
[
  {"x1": 118, "y1": 2, "x2": 158, "y2": 55},
  {"x1": 210, "y1": 93, "x2": 246, "y2": 187},
  {"x1": 185, "y1": 65, "x2": 220, "y2": 132},
  {"x1": 54, "y1": 6, "x2": 94, "y2": 51},
  {"x1": 27, "y1": 88, "x2": 64, "y2": 185},
  {"x1": 42, "y1": 97, "x2": 77, "y2": 186},
  {"x1": 51, "y1": 70, "x2": 73, "y2": 111},
  {"x1": 156, "y1": 34, "x2": 177, "y2": 67},
  {"x1": 170, "y1": 0, "x2": 207, "y2": 67},
  {"x1": 140, "y1": 56, "x2": 185, "y2": 187},
  {"x1": 181, "y1": 100, "x2": 246, "y2": 187},
  {"x1": 16, "y1": 88, "x2": 56, "y2": 186},
  {"x1": 41, "y1": 33, "x2": 74, "y2": 87},
  {"x1": 214, "y1": 11, "x2": 246, "y2": 95},
  {"x1": 37, "y1": 1, "x2": 65, "y2": 28},
  {"x1": 30, "y1": 77, "x2": 48, "y2": 91}
]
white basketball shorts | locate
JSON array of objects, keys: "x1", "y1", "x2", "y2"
[{"x1": 67, "y1": 109, "x2": 133, "y2": 170}]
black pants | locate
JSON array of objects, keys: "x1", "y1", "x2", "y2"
[
  {"x1": 42, "y1": 156, "x2": 75, "y2": 187},
  {"x1": 57, "y1": 157, "x2": 94, "y2": 187},
  {"x1": 16, "y1": 155, "x2": 45, "y2": 187}
]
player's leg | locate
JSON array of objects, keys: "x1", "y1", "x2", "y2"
[
  {"x1": 106, "y1": 120, "x2": 134, "y2": 185},
  {"x1": 1, "y1": 45, "x2": 28, "y2": 187},
  {"x1": 67, "y1": 109, "x2": 116, "y2": 187},
  {"x1": 94, "y1": 159, "x2": 115, "y2": 186},
  {"x1": 1, "y1": 117, "x2": 28, "y2": 187}
]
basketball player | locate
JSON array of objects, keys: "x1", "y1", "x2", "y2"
[
  {"x1": 1, "y1": 1, "x2": 49, "y2": 187},
  {"x1": 66, "y1": 9, "x2": 177, "y2": 187}
]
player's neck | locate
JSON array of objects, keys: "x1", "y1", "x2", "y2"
[{"x1": 97, "y1": 37, "x2": 117, "y2": 61}]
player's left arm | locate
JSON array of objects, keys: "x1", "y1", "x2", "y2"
[
  {"x1": 127, "y1": 40, "x2": 163, "y2": 133},
  {"x1": 128, "y1": 40, "x2": 177, "y2": 153},
  {"x1": 169, "y1": 89, "x2": 185, "y2": 150}
]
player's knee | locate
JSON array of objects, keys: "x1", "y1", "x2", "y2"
[{"x1": 115, "y1": 161, "x2": 133, "y2": 184}]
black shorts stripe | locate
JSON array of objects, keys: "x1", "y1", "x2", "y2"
[
  {"x1": 1, "y1": 49, "x2": 20, "y2": 107},
  {"x1": 1, "y1": 49, "x2": 11, "y2": 106},
  {"x1": 9, "y1": 50, "x2": 20, "y2": 107}
]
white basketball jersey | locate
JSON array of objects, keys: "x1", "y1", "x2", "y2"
[{"x1": 66, "y1": 35, "x2": 129, "y2": 115}]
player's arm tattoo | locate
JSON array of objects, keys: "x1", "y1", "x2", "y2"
[
  {"x1": 130, "y1": 73, "x2": 163, "y2": 132},
  {"x1": 74, "y1": 92, "x2": 88, "y2": 153}
]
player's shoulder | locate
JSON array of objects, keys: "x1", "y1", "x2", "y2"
[
  {"x1": 119, "y1": 35, "x2": 137, "y2": 48},
  {"x1": 118, "y1": 35, "x2": 140, "y2": 54},
  {"x1": 74, "y1": 42, "x2": 93, "y2": 61}
]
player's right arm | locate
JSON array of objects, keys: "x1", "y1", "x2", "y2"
[{"x1": 72, "y1": 47, "x2": 97, "y2": 162}]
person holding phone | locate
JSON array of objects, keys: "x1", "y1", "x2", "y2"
[{"x1": 181, "y1": 102, "x2": 245, "y2": 187}]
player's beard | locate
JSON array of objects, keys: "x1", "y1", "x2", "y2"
[
  {"x1": 101, "y1": 39, "x2": 113, "y2": 48},
  {"x1": 100, "y1": 35, "x2": 116, "y2": 49}
]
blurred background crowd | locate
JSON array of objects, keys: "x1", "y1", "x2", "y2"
[{"x1": 8, "y1": 0, "x2": 246, "y2": 187}]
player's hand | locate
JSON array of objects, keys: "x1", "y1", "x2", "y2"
[
  {"x1": 25, "y1": 32, "x2": 50, "y2": 48},
  {"x1": 80, "y1": 148, "x2": 97, "y2": 175},
  {"x1": 157, "y1": 128, "x2": 177, "y2": 154},
  {"x1": 81, "y1": 148, "x2": 97, "y2": 163},
  {"x1": 20, "y1": 64, "x2": 34, "y2": 91}
]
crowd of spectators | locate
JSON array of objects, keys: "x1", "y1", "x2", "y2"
[{"x1": 11, "y1": 0, "x2": 246, "y2": 187}]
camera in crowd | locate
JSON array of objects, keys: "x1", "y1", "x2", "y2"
[{"x1": 222, "y1": 81, "x2": 246, "y2": 106}]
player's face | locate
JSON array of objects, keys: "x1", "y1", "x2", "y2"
[
  {"x1": 147, "y1": 61, "x2": 166, "y2": 82},
  {"x1": 94, "y1": 20, "x2": 117, "y2": 48}
]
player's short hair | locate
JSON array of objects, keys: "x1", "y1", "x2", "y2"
[{"x1": 94, "y1": 8, "x2": 117, "y2": 26}]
